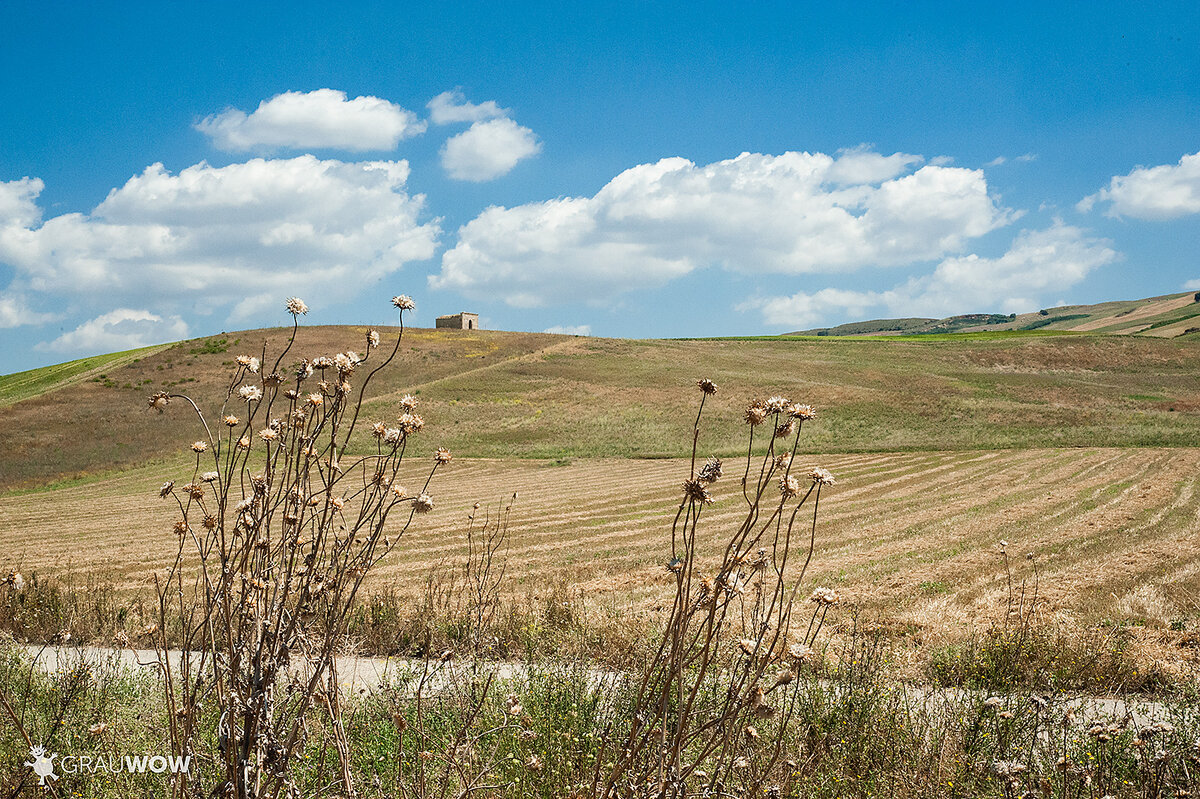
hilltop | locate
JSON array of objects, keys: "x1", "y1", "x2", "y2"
[
  {"x1": 796, "y1": 290, "x2": 1200, "y2": 337},
  {"x1": 2, "y1": 320, "x2": 1200, "y2": 491}
]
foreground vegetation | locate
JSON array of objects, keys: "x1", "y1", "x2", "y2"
[{"x1": 4, "y1": 628, "x2": 1199, "y2": 798}]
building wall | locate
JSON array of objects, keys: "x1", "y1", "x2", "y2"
[{"x1": 436, "y1": 313, "x2": 480, "y2": 329}]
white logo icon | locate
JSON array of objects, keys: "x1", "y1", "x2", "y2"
[{"x1": 25, "y1": 745, "x2": 59, "y2": 786}]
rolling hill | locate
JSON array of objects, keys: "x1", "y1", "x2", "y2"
[
  {"x1": 1, "y1": 314, "x2": 1200, "y2": 491},
  {"x1": 796, "y1": 290, "x2": 1200, "y2": 337}
]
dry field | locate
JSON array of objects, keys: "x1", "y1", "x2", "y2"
[{"x1": 4, "y1": 446, "x2": 1198, "y2": 639}]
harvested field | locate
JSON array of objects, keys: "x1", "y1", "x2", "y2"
[{"x1": 3, "y1": 447, "x2": 1198, "y2": 634}]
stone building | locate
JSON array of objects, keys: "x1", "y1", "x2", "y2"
[{"x1": 435, "y1": 312, "x2": 480, "y2": 330}]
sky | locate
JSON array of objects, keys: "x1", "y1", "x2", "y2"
[{"x1": 1, "y1": 1, "x2": 1198, "y2": 373}]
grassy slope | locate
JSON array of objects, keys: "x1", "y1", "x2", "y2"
[
  {"x1": 797, "y1": 291, "x2": 1200, "y2": 338},
  {"x1": 0, "y1": 344, "x2": 168, "y2": 407},
  {"x1": 2, "y1": 325, "x2": 1200, "y2": 490}
]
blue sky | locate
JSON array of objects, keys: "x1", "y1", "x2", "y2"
[{"x1": 1, "y1": 1, "x2": 1198, "y2": 373}]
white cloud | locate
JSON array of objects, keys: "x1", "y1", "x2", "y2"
[
  {"x1": 427, "y1": 90, "x2": 507, "y2": 124},
  {"x1": 824, "y1": 146, "x2": 922, "y2": 184},
  {"x1": 745, "y1": 223, "x2": 1117, "y2": 328},
  {"x1": 196, "y1": 89, "x2": 425, "y2": 152},
  {"x1": 36, "y1": 308, "x2": 188, "y2": 354},
  {"x1": 0, "y1": 294, "x2": 56, "y2": 328},
  {"x1": 1183, "y1": 279, "x2": 1200, "y2": 291},
  {"x1": 985, "y1": 156, "x2": 1007, "y2": 167},
  {"x1": 0, "y1": 156, "x2": 439, "y2": 324},
  {"x1": 1079, "y1": 152, "x2": 1200, "y2": 219},
  {"x1": 432, "y1": 150, "x2": 1012, "y2": 306},
  {"x1": 543, "y1": 324, "x2": 591, "y2": 336},
  {"x1": 440, "y1": 118, "x2": 542, "y2": 181}
]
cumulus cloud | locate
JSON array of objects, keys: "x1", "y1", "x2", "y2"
[
  {"x1": 1184, "y1": 279, "x2": 1200, "y2": 291},
  {"x1": 440, "y1": 118, "x2": 542, "y2": 181},
  {"x1": 427, "y1": 90, "x2": 508, "y2": 125},
  {"x1": 0, "y1": 294, "x2": 56, "y2": 328},
  {"x1": 431, "y1": 150, "x2": 1012, "y2": 306},
  {"x1": 543, "y1": 324, "x2": 591, "y2": 336},
  {"x1": 744, "y1": 223, "x2": 1117, "y2": 328},
  {"x1": 1079, "y1": 152, "x2": 1200, "y2": 219},
  {"x1": 36, "y1": 308, "x2": 188, "y2": 354},
  {"x1": 196, "y1": 89, "x2": 426, "y2": 152},
  {"x1": 0, "y1": 156, "x2": 439, "y2": 323}
]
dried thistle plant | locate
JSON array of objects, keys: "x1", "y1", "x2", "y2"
[
  {"x1": 146, "y1": 294, "x2": 445, "y2": 799},
  {"x1": 597, "y1": 380, "x2": 837, "y2": 799}
]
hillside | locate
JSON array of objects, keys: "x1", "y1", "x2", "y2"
[
  {"x1": 797, "y1": 291, "x2": 1200, "y2": 337},
  {"x1": 3, "y1": 323, "x2": 1200, "y2": 491}
]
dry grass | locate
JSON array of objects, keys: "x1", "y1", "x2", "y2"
[
  {"x1": 5, "y1": 447, "x2": 1199, "y2": 657},
  {"x1": 4, "y1": 328, "x2": 1200, "y2": 491}
]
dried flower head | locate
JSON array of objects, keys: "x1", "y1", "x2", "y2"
[
  {"x1": 434, "y1": 447, "x2": 452, "y2": 464},
  {"x1": 809, "y1": 587, "x2": 839, "y2": 606},
  {"x1": 159, "y1": 480, "x2": 175, "y2": 498},
  {"x1": 88, "y1": 722, "x2": 107, "y2": 736},
  {"x1": 238, "y1": 385, "x2": 262, "y2": 402},
  {"x1": 286, "y1": 297, "x2": 309, "y2": 315},
  {"x1": 237, "y1": 436, "x2": 250, "y2": 450},
  {"x1": 259, "y1": 428, "x2": 278, "y2": 442},
  {"x1": 398, "y1": 413, "x2": 425, "y2": 434},
  {"x1": 779, "y1": 474, "x2": 802, "y2": 498},
  {"x1": 201, "y1": 471, "x2": 219, "y2": 483},
  {"x1": 765, "y1": 396, "x2": 790, "y2": 413},
  {"x1": 740, "y1": 402, "x2": 765, "y2": 428},
  {"x1": 697, "y1": 456, "x2": 722, "y2": 484},
  {"x1": 808, "y1": 467, "x2": 835, "y2": 486},
  {"x1": 681, "y1": 478, "x2": 714, "y2": 505},
  {"x1": 392, "y1": 295, "x2": 415, "y2": 310},
  {"x1": 399, "y1": 394, "x2": 418, "y2": 411},
  {"x1": 6, "y1": 572, "x2": 25, "y2": 592},
  {"x1": 774, "y1": 419, "x2": 796, "y2": 439},
  {"x1": 367, "y1": 329, "x2": 381, "y2": 349},
  {"x1": 262, "y1": 371, "x2": 283, "y2": 387},
  {"x1": 305, "y1": 393, "x2": 323, "y2": 407},
  {"x1": 787, "y1": 643, "x2": 815, "y2": 663},
  {"x1": 696, "y1": 378, "x2": 717, "y2": 395},
  {"x1": 191, "y1": 440, "x2": 208, "y2": 453},
  {"x1": 148, "y1": 391, "x2": 170, "y2": 413},
  {"x1": 413, "y1": 493, "x2": 434, "y2": 513},
  {"x1": 788, "y1": 403, "x2": 816, "y2": 421},
  {"x1": 223, "y1": 414, "x2": 239, "y2": 427},
  {"x1": 312, "y1": 355, "x2": 334, "y2": 369}
]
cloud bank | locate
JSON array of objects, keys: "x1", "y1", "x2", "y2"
[
  {"x1": 431, "y1": 150, "x2": 1013, "y2": 306},
  {"x1": 37, "y1": 308, "x2": 189, "y2": 353},
  {"x1": 744, "y1": 223, "x2": 1117, "y2": 329},
  {"x1": 0, "y1": 156, "x2": 439, "y2": 324},
  {"x1": 1080, "y1": 152, "x2": 1200, "y2": 219}
]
